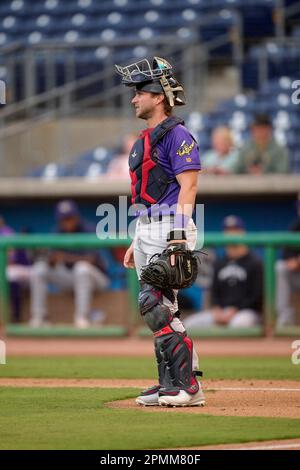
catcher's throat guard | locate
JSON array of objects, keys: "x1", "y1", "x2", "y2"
[{"x1": 140, "y1": 243, "x2": 202, "y2": 290}]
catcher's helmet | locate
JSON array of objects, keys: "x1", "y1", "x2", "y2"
[{"x1": 115, "y1": 56, "x2": 186, "y2": 107}]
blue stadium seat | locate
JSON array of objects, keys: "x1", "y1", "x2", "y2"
[
  {"x1": 0, "y1": 15, "x2": 24, "y2": 34},
  {"x1": 0, "y1": 31, "x2": 12, "y2": 46},
  {"x1": 243, "y1": 43, "x2": 300, "y2": 90},
  {"x1": 8, "y1": 0, "x2": 26, "y2": 15},
  {"x1": 27, "y1": 162, "x2": 69, "y2": 178},
  {"x1": 69, "y1": 147, "x2": 115, "y2": 177},
  {"x1": 259, "y1": 76, "x2": 295, "y2": 97},
  {"x1": 25, "y1": 30, "x2": 49, "y2": 44},
  {"x1": 31, "y1": 14, "x2": 54, "y2": 32}
]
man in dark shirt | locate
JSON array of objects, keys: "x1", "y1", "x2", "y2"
[
  {"x1": 29, "y1": 200, "x2": 109, "y2": 328},
  {"x1": 276, "y1": 195, "x2": 300, "y2": 326},
  {"x1": 184, "y1": 215, "x2": 263, "y2": 329}
]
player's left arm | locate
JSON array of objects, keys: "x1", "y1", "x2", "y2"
[
  {"x1": 176, "y1": 169, "x2": 198, "y2": 219},
  {"x1": 167, "y1": 170, "x2": 199, "y2": 245}
]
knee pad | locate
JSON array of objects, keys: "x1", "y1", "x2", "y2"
[{"x1": 138, "y1": 283, "x2": 173, "y2": 333}]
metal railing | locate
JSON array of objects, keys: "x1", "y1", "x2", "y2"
[
  {"x1": 1, "y1": 232, "x2": 300, "y2": 335},
  {"x1": 256, "y1": 36, "x2": 300, "y2": 90},
  {"x1": 0, "y1": 10, "x2": 243, "y2": 130}
]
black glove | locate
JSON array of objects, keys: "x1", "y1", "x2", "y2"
[{"x1": 140, "y1": 243, "x2": 201, "y2": 290}]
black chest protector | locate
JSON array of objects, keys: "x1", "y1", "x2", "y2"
[{"x1": 128, "y1": 116, "x2": 184, "y2": 207}]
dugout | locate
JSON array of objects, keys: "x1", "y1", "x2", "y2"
[{"x1": 0, "y1": 174, "x2": 300, "y2": 338}]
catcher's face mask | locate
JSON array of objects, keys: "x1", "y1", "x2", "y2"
[{"x1": 115, "y1": 56, "x2": 186, "y2": 107}]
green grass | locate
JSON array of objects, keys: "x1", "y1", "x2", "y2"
[
  {"x1": 0, "y1": 387, "x2": 299, "y2": 450},
  {"x1": 0, "y1": 356, "x2": 298, "y2": 380}
]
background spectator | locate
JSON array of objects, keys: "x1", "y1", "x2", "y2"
[
  {"x1": 29, "y1": 200, "x2": 109, "y2": 329},
  {"x1": 235, "y1": 114, "x2": 289, "y2": 174},
  {"x1": 202, "y1": 126, "x2": 239, "y2": 174},
  {"x1": 184, "y1": 215, "x2": 263, "y2": 329},
  {"x1": 106, "y1": 133, "x2": 138, "y2": 179}
]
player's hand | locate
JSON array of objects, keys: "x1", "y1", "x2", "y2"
[
  {"x1": 212, "y1": 307, "x2": 237, "y2": 326},
  {"x1": 123, "y1": 243, "x2": 135, "y2": 269},
  {"x1": 285, "y1": 258, "x2": 300, "y2": 271},
  {"x1": 48, "y1": 251, "x2": 67, "y2": 266},
  {"x1": 167, "y1": 240, "x2": 187, "y2": 266}
]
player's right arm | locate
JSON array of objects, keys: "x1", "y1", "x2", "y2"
[{"x1": 123, "y1": 241, "x2": 135, "y2": 269}]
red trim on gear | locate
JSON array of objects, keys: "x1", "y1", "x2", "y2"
[
  {"x1": 183, "y1": 336, "x2": 193, "y2": 354},
  {"x1": 139, "y1": 129, "x2": 156, "y2": 204},
  {"x1": 183, "y1": 335, "x2": 198, "y2": 387},
  {"x1": 159, "y1": 390, "x2": 179, "y2": 396},
  {"x1": 129, "y1": 169, "x2": 138, "y2": 205},
  {"x1": 185, "y1": 382, "x2": 200, "y2": 394},
  {"x1": 173, "y1": 343, "x2": 181, "y2": 355},
  {"x1": 153, "y1": 325, "x2": 173, "y2": 338}
]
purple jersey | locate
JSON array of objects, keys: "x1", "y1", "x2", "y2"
[
  {"x1": 138, "y1": 124, "x2": 201, "y2": 216},
  {"x1": 0, "y1": 226, "x2": 14, "y2": 236}
]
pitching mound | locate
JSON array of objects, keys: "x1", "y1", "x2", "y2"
[{"x1": 106, "y1": 379, "x2": 300, "y2": 419}]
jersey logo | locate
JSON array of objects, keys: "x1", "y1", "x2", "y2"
[
  {"x1": 176, "y1": 140, "x2": 195, "y2": 157},
  {"x1": 131, "y1": 150, "x2": 137, "y2": 159}
]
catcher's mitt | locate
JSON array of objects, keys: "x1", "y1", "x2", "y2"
[{"x1": 140, "y1": 243, "x2": 201, "y2": 290}]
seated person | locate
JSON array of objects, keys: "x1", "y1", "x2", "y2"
[
  {"x1": 202, "y1": 126, "x2": 239, "y2": 174},
  {"x1": 276, "y1": 194, "x2": 300, "y2": 326},
  {"x1": 184, "y1": 216, "x2": 263, "y2": 329},
  {"x1": 29, "y1": 200, "x2": 109, "y2": 329},
  {"x1": 0, "y1": 216, "x2": 32, "y2": 323},
  {"x1": 235, "y1": 114, "x2": 289, "y2": 174}
]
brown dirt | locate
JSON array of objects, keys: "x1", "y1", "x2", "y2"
[
  {"x1": 3, "y1": 337, "x2": 295, "y2": 357},
  {"x1": 107, "y1": 379, "x2": 300, "y2": 419},
  {"x1": 170, "y1": 439, "x2": 300, "y2": 450},
  {"x1": 0, "y1": 378, "x2": 155, "y2": 388},
  {"x1": 1, "y1": 378, "x2": 300, "y2": 419}
]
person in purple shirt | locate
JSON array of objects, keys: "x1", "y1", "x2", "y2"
[{"x1": 116, "y1": 57, "x2": 205, "y2": 407}]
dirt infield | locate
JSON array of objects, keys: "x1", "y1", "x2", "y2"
[
  {"x1": 1, "y1": 377, "x2": 299, "y2": 420},
  {"x1": 4, "y1": 337, "x2": 296, "y2": 357},
  {"x1": 173, "y1": 439, "x2": 300, "y2": 450},
  {"x1": 106, "y1": 379, "x2": 300, "y2": 419}
]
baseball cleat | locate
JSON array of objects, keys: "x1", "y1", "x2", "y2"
[
  {"x1": 158, "y1": 383, "x2": 205, "y2": 407},
  {"x1": 135, "y1": 385, "x2": 161, "y2": 406}
]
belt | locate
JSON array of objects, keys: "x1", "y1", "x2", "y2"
[{"x1": 139, "y1": 214, "x2": 175, "y2": 224}]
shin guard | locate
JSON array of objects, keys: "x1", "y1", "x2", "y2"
[{"x1": 154, "y1": 326, "x2": 198, "y2": 393}]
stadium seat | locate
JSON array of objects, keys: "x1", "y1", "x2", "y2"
[{"x1": 27, "y1": 162, "x2": 69, "y2": 179}]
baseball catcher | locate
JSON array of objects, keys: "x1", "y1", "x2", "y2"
[{"x1": 116, "y1": 56, "x2": 205, "y2": 407}]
